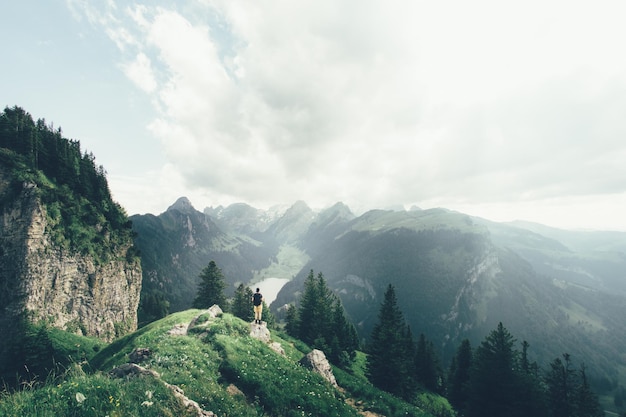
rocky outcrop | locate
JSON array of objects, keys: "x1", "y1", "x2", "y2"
[
  {"x1": 0, "y1": 177, "x2": 142, "y2": 341},
  {"x1": 109, "y1": 363, "x2": 215, "y2": 417},
  {"x1": 249, "y1": 321, "x2": 271, "y2": 343},
  {"x1": 299, "y1": 349, "x2": 338, "y2": 387}
]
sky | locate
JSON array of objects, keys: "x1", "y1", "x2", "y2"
[{"x1": 2, "y1": 0, "x2": 626, "y2": 231}]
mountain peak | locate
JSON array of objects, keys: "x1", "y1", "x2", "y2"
[
  {"x1": 167, "y1": 197, "x2": 196, "y2": 213},
  {"x1": 289, "y1": 200, "x2": 312, "y2": 213}
]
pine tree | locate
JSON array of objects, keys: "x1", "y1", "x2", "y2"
[
  {"x1": 448, "y1": 339, "x2": 472, "y2": 415},
  {"x1": 295, "y1": 270, "x2": 358, "y2": 366},
  {"x1": 415, "y1": 333, "x2": 441, "y2": 392},
  {"x1": 192, "y1": 261, "x2": 226, "y2": 309},
  {"x1": 297, "y1": 270, "x2": 321, "y2": 342},
  {"x1": 231, "y1": 284, "x2": 254, "y2": 322},
  {"x1": 261, "y1": 300, "x2": 276, "y2": 329},
  {"x1": 285, "y1": 304, "x2": 299, "y2": 336},
  {"x1": 467, "y1": 322, "x2": 520, "y2": 417},
  {"x1": 547, "y1": 354, "x2": 576, "y2": 417},
  {"x1": 366, "y1": 284, "x2": 415, "y2": 400},
  {"x1": 138, "y1": 290, "x2": 170, "y2": 324},
  {"x1": 517, "y1": 341, "x2": 548, "y2": 417},
  {"x1": 575, "y1": 364, "x2": 604, "y2": 417},
  {"x1": 329, "y1": 298, "x2": 360, "y2": 366}
]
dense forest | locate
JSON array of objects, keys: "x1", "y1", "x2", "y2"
[
  {"x1": 365, "y1": 284, "x2": 605, "y2": 417},
  {"x1": 207, "y1": 258, "x2": 607, "y2": 416},
  {"x1": 0, "y1": 105, "x2": 136, "y2": 263}
]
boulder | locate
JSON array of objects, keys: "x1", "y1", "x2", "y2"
[
  {"x1": 207, "y1": 304, "x2": 223, "y2": 318},
  {"x1": 299, "y1": 349, "x2": 338, "y2": 387},
  {"x1": 249, "y1": 321, "x2": 271, "y2": 343},
  {"x1": 129, "y1": 347, "x2": 152, "y2": 364}
]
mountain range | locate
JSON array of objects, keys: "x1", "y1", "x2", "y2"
[
  {"x1": 131, "y1": 197, "x2": 626, "y2": 394},
  {"x1": 4, "y1": 106, "x2": 623, "y2": 414}
]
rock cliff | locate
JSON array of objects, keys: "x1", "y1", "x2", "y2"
[{"x1": 0, "y1": 172, "x2": 142, "y2": 341}]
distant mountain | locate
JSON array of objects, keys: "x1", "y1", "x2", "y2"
[
  {"x1": 131, "y1": 197, "x2": 626, "y2": 391},
  {"x1": 478, "y1": 218, "x2": 626, "y2": 294},
  {"x1": 131, "y1": 197, "x2": 277, "y2": 321},
  {"x1": 204, "y1": 202, "x2": 285, "y2": 236},
  {"x1": 272, "y1": 207, "x2": 626, "y2": 386}
]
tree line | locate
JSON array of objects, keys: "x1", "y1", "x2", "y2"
[
  {"x1": 184, "y1": 256, "x2": 608, "y2": 417},
  {"x1": 189, "y1": 260, "x2": 276, "y2": 329},
  {"x1": 0, "y1": 106, "x2": 134, "y2": 263},
  {"x1": 190, "y1": 264, "x2": 360, "y2": 368},
  {"x1": 366, "y1": 284, "x2": 605, "y2": 417}
]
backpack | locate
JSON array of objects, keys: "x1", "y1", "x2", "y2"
[{"x1": 253, "y1": 292, "x2": 263, "y2": 306}]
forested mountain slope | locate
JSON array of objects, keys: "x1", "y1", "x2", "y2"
[
  {"x1": 273, "y1": 206, "x2": 626, "y2": 390},
  {"x1": 0, "y1": 106, "x2": 142, "y2": 384},
  {"x1": 134, "y1": 196, "x2": 626, "y2": 392}
]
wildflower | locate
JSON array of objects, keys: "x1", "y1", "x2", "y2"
[
  {"x1": 141, "y1": 401, "x2": 154, "y2": 407},
  {"x1": 145, "y1": 390, "x2": 153, "y2": 399},
  {"x1": 75, "y1": 392, "x2": 87, "y2": 403}
]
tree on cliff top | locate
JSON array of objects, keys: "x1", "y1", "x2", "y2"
[
  {"x1": 193, "y1": 261, "x2": 226, "y2": 309},
  {"x1": 0, "y1": 105, "x2": 134, "y2": 264}
]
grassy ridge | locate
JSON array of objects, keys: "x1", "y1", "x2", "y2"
[{"x1": 1, "y1": 310, "x2": 448, "y2": 416}]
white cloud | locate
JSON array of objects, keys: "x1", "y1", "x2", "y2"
[
  {"x1": 69, "y1": 0, "x2": 626, "y2": 229},
  {"x1": 121, "y1": 52, "x2": 157, "y2": 92}
]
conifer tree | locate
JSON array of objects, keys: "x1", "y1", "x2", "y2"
[
  {"x1": 546, "y1": 354, "x2": 576, "y2": 417},
  {"x1": 448, "y1": 339, "x2": 472, "y2": 414},
  {"x1": 366, "y1": 284, "x2": 415, "y2": 400},
  {"x1": 285, "y1": 304, "x2": 298, "y2": 336},
  {"x1": 330, "y1": 300, "x2": 360, "y2": 365},
  {"x1": 260, "y1": 300, "x2": 276, "y2": 329},
  {"x1": 138, "y1": 290, "x2": 170, "y2": 324},
  {"x1": 467, "y1": 322, "x2": 521, "y2": 417},
  {"x1": 231, "y1": 283, "x2": 254, "y2": 322},
  {"x1": 517, "y1": 341, "x2": 549, "y2": 417},
  {"x1": 297, "y1": 270, "x2": 321, "y2": 342},
  {"x1": 192, "y1": 260, "x2": 226, "y2": 309},
  {"x1": 575, "y1": 364, "x2": 604, "y2": 417},
  {"x1": 295, "y1": 270, "x2": 358, "y2": 366},
  {"x1": 415, "y1": 333, "x2": 441, "y2": 393}
]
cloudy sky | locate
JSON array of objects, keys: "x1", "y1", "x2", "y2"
[{"x1": 3, "y1": 0, "x2": 626, "y2": 230}]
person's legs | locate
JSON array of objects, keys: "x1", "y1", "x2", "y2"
[{"x1": 254, "y1": 305, "x2": 263, "y2": 323}]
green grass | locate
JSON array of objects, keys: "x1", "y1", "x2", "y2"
[
  {"x1": 48, "y1": 328, "x2": 107, "y2": 363},
  {"x1": 0, "y1": 364, "x2": 196, "y2": 417},
  {"x1": 1, "y1": 310, "x2": 451, "y2": 417}
]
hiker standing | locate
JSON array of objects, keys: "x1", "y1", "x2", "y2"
[{"x1": 252, "y1": 288, "x2": 264, "y2": 324}]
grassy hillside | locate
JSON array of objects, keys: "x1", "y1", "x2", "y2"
[{"x1": 0, "y1": 310, "x2": 450, "y2": 416}]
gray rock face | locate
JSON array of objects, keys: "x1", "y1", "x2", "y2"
[
  {"x1": 0, "y1": 177, "x2": 142, "y2": 341},
  {"x1": 299, "y1": 349, "x2": 338, "y2": 387},
  {"x1": 249, "y1": 321, "x2": 271, "y2": 343}
]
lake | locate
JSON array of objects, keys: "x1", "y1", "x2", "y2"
[{"x1": 249, "y1": 277, "x2": 290, "y2": 305}]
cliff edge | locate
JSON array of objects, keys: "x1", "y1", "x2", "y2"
[{"x1": 0, "y1": 164, "x2": 141, "y2": 342}]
